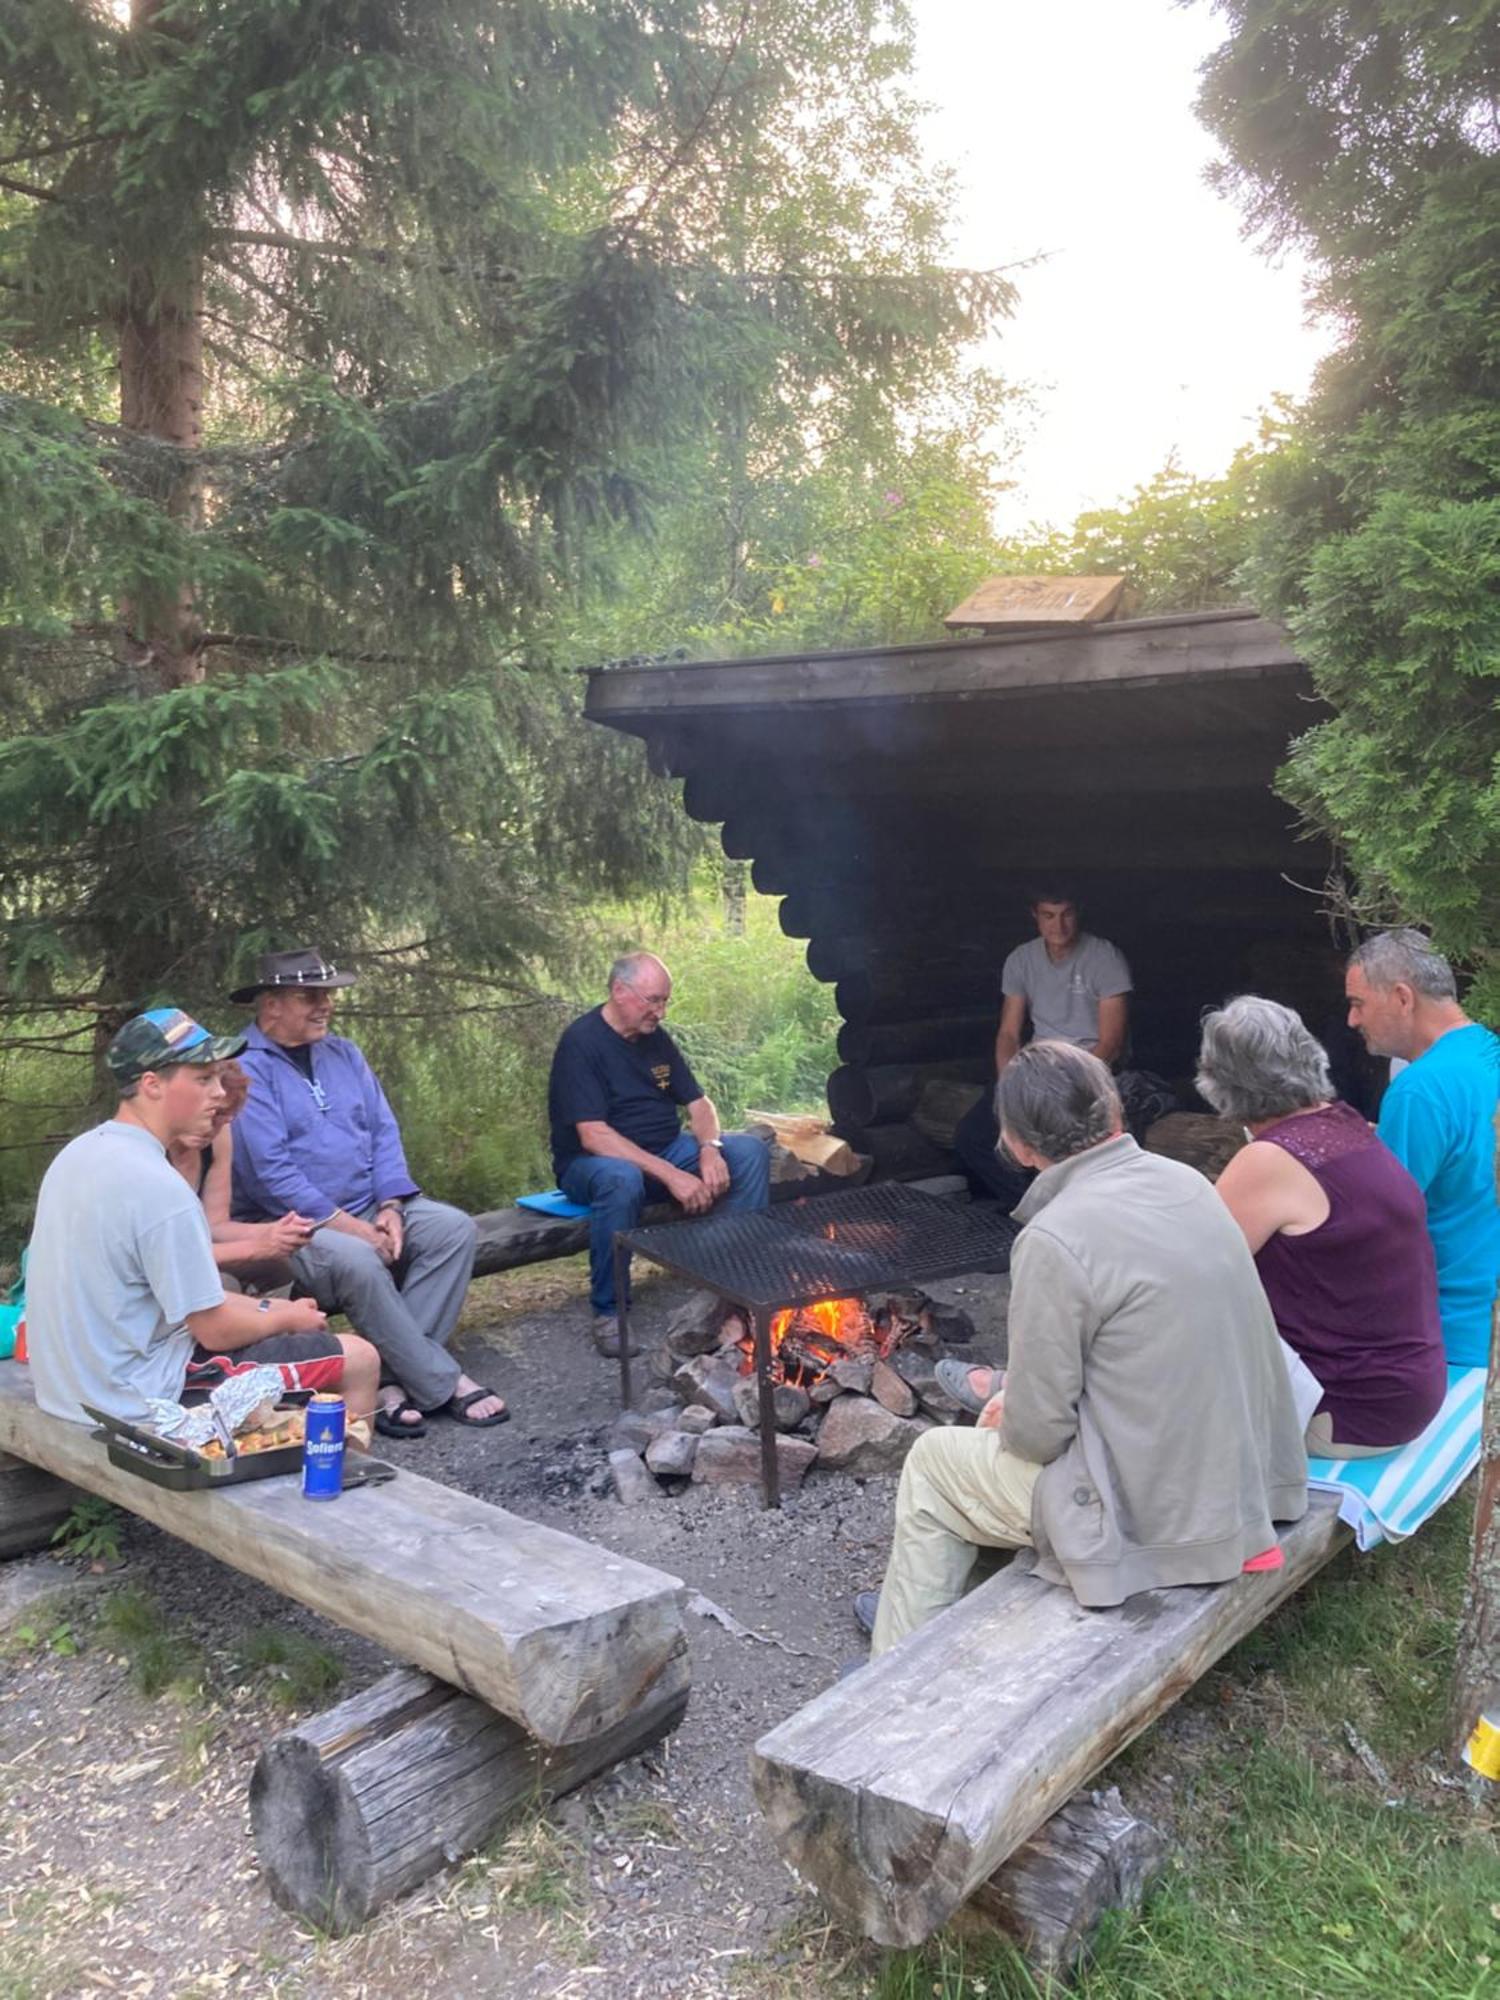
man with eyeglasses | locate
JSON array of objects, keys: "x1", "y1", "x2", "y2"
[
  {"x1": 230, "y1": 948, "x2": 506, "y2": 1436},
  {"x1": 550, "y1": 951, "x2": 771, "y2": 1354}
]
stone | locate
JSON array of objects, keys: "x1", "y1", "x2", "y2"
[
  {"x1": 665, "y1": 1290, "x2": 730, "y2": 1358},
  {"x1": 608, "y1": 1449, "x2": 659, "y2": 1506},
  {"x1": 731, "y1": 1379, "x2": 813, "y2": 1433},
  {"x1": 869, "y1": 1358, "x2": 918, "y2": 1419},
  {"x1": 639, "y1": 1386, "x2": 683, "y2": 1414},
  {"x1": 890, "y1": 1345, "x2": 964, "y2": 1420},
  {"x1": 815, "y1": 1395, "x2": 923, "y2": 1475},
  {"x1": 692, "y1": 1426, "x2": 818, "y2": 1492},
  {"x1": 674, "y1": 1404, "x2": 717, "y2": 1435},
  {"x1": 809, "y1": 1376, "x2": 844, "y2": 1405},
  {"x1": 646, "y1": 1345, "x2": 680, "y2": 1388},
  {"x1": 605, "y1": 1409, "x2": 672, "y2": 1457},
  {"x1": 922, "y1": 1303, "x2": 977, "y2": 1347},
  {"x1": 674, "y1": 1352, "x2": 742, "y2": 1424},
  {"x1": 645, "y1": 1429, "x2": 699, "y2": 1479},
  {"x1": 0, "y1": 1557, "x2": 106, "y2": 1639},
  {"x1": 828, "y1": 1357, "x2": 873, "y2": 1397}
]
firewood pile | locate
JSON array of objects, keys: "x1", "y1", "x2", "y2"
[{"x1": 605, "y1": 1286, "x2": 979, "y2": 1501}]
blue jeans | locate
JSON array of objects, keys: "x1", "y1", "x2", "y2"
[{"x1": 559, "y1": 1132, "x2": 771, "y2": 1315}]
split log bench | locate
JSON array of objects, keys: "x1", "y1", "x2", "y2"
[
  {"x1": 751, "y1": 1494, "x2": 1351, "y2": 1952},
  {"x1": 0, "y1": 1360, "x2": 689, "y2": 1748}
]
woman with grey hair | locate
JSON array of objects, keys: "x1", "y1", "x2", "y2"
[{"x1": 1197, "y1": 997, "x2": 1446, "y2": 1457}]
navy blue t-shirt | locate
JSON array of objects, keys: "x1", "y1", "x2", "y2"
[{"x1": 549, "y1": 1007, "x2": 702, "y2": 1176}]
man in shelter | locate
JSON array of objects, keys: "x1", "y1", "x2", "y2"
[
  {"x1": 230, "y1": 948, "x2": 504, "y2": 1437},
  {"x1": 953, "y1": 888, "x2": 1132, "y2": 1210},
  {"x1": 1345, "y1": 929, "x2": 1500, "y2": 1370},
  {"x1": 857, "y1": 1042, "x2": 1308, "y2": 1653},
  {"x1": 27, "y1": 1009, "x2": 378, "y2": 1429},
  {"x1": 549, "y1": 951, "x2": 770, "y2": 1354}
]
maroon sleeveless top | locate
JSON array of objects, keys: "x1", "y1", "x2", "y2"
[{"x1": 1254, "y1": 1102, "x2": 1446, "y2": 1448}]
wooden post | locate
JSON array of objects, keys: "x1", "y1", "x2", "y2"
[
  {"x1": 1453, "y1": 1284, "x2": 1500, "y2": 1774},
  {"x1": 967, "y1": 1786, "x2": 1168, "y2": 1980},
  {"x1": 0, "y1": 1450, "x2": 81, "y2": 1561},
  {"x1": 251, "y1": 1665, "x2": 689, "y2": 1932}
]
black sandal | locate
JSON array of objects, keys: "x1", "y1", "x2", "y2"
[
  {"x1": 443, "y1": 1387, "x2": 510, "y2": 1428},
  {"x1": 373, "y1": 1399, "x2": 428, "y2": 1440}
]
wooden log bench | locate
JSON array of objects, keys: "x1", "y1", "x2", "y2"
[
  {"x1": 750, "y1": 1495, "x2": 1351, "y2": 1950},
  {"x1": 251, "y1": 1663, "x2": 687, "y2": 1932},
  {"x1": 0, "y1": 1360, "x2": 688, "y2": 1747}
]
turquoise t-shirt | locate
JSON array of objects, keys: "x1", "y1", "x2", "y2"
[{"x1": 1377, "y1": 1024, "x2": 1500, "y2": 1368}]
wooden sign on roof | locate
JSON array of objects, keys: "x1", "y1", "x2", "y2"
[{"x1": 944, "y1": 574, "x2": 1126, "y2": 631}]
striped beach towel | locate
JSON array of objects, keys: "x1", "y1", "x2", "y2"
[{"x1": 1307, "y1": 1366, "x2": 1486, "y2": 1550}]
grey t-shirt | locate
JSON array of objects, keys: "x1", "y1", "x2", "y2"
[
  {"x1": 1001, "y1": 934, "x2": 1133, "y2": 1049},
  {"x1": 27, "y1": 1121, "x2": 223, "y2": 1426}
]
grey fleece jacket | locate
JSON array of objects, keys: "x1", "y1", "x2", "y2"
[{"x1": 1000, "y1": 1134, "x2": 1308, "y2": 1607}]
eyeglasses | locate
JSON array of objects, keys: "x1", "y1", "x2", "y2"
[
  {"x1": 306, "y1": 1076, "x2": 331, "y2": 1114},
  {"x1": 626, "y1": 982, "x2": 671, "y2": 1009}
]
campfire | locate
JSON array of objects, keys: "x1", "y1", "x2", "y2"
[
  {"x1": 604, "y1": 1285, "x2": 982, "y2": 1499},
  {"x1": 731, "y1": 1295, "x2": 919, "y2": 1390}
]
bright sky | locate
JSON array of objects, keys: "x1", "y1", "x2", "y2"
[{"x1": 909, "y1": 0, "x2": 1335, "y2": 532}]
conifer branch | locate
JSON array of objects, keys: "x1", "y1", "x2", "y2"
[
  {"x1": 0, "y1": 172, "x2": 61, "y2": 202},
  {"x1": 0, "y1": 130, "x2": 112, "y2": 170}
]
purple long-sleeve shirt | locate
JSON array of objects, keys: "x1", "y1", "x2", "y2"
[{"x1": 231, "y1": 1024, "x2": 419, "y2": 1223}]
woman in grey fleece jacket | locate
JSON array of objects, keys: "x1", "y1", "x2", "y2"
[{"x1": 870, "y1": 1042, "x2": 1308, "y2": 1654}]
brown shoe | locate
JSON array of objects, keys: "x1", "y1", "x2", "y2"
[{"x1": 593, "y1": 1316, "x2": 640, "y2": 1358}]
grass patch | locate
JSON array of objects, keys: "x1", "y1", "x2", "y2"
[
  {"x1": 97, "y1": 1585, "x2": 204, "y2": 1700},
  {"x1": 232, "y1": 1625, "x2": 345, "y2": 1709},
  {"x1": 872, "y1": 1743, "x2": 1500, "y2": 2000},
  {"x1": 460, "y1": 1807, "x2": 586, "y2": 1917}
]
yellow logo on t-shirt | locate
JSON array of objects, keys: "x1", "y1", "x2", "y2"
[{"x1": 652, "y1": 1064, "x2": 671, "y2": 1091}]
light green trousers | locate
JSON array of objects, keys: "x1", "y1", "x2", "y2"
[{"x1": 871, "y1": 1425, "x2": 1041, "y2": 1656}]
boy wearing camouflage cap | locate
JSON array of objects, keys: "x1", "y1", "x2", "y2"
[{"x1": 25, "y1": 1008, "x2": 378, "y2": 1428}]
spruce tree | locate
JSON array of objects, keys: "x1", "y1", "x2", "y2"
[
  {"x1": 1195, "y1": 0, "x2": 1500, "y2": 1779},
  {"x1": 0, "y1": 0, "x2": 1009, "y2": 1064}
]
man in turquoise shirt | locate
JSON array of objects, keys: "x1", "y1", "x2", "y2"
[{"x1": 1346, "y1": 930, "x2": 1500, "y2": 1368}]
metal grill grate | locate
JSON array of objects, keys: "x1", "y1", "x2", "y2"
[{"x1": 617, "y1": 1181, "x2": 1018, "y2": 1311}]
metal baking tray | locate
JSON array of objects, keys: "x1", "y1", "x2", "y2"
[{"x1": 85, "y1": 1404, "x2": 304, "y2": 1490}]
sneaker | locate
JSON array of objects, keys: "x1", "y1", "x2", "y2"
[
  {"x1": 593, "y1": 1315, "x2": 640, "y2": 1358},
  {"x1": 852, "y1": 1589, "x2": 880, "y2": 1636}
]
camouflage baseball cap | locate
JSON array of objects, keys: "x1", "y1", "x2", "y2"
[{"x1": 106, "y1": 1007, "x2": 247, "y2": 1086}]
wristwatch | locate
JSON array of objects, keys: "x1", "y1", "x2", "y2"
[
  {"x1": 701, "y1": 1139, "x2": 724, "y2": 1151},
  {"x1": 256, "y1": 1297, "x2": 273, "y2": 1315}
]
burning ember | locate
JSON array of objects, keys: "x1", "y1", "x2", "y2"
[{"x1": 732, "y1": 1294, "x2": 917, "y2": 1388}]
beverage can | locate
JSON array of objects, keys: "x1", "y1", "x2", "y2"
[
  {"x1": 1463, "y1": 1706, "x2": 1500, "y2": 1784},
  {"x1": 301, "y1": 1393, "x2": 346, "y2": 1500}
]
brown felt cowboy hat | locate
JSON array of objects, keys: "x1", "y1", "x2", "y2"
[{"x1": 228, "y1": 947, "x2": 358, "y2": 1007}]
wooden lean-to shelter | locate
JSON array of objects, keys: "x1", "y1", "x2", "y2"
[{"x1": 584, "y1": 607, "x2": 1352, "y2": 1174}]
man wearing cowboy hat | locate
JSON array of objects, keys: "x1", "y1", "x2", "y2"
[{"x1": 229, "y1": 948, "x2": 506, "y2": 1435}]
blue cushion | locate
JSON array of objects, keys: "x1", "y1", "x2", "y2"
[{"x1": 515, "y1": 1189, "x2": 591, "y2": 1219}]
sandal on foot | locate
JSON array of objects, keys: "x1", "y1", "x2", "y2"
[
  {"x1": 443, "y1": 1387, "x2": 510, "y2": 1428},
  {"x1": 934, "y1": 1357, "x2": 1002, "y2": 1416},
  {"x1": 373, "y1": 1399, "x2": 428, "y2": 1440}
]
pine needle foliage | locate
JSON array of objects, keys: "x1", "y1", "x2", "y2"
[
  {"x1": 0, "y1": 0, "x2": 1012, "y2": 1083},
  {"x1": 1197, "y1": 0, "x2": 1500, "y2": 1010}
]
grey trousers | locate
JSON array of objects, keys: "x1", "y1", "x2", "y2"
[{"x1": 290, "y1": 1197, "x2": 477, "y2": 1411}]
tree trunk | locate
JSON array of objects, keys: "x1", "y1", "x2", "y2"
[
  {"x1": 1452, "y1": 1275, "x2": 1500, "y2": 1773},
  {"x1": 117, "y1": 0, "x2": 205, "y2": 689}
]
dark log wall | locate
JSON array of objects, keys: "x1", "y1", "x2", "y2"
[{"x1": 588, "y1": 615, "x2": 1368, "y2": 1173}]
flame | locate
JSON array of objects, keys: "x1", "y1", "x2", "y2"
[{"x1": 736, "y1": 1293, "x2": 893, "y2": 1387}]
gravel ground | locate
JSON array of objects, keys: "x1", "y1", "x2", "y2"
[{"x1": 0, "y1": 1259, "x2": 1014, "y2": 2000}]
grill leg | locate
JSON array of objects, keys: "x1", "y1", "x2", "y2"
[
  {"x1": 614, "y1": 1237, "x2": 633, "y2": 1408},
  {"x1": 751, "y1": 1308, "x2": 781, "y2": 1510}
]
